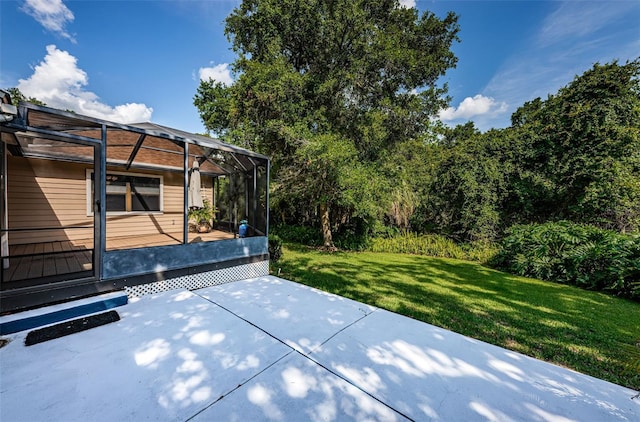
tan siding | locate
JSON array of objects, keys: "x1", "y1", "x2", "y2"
[
  {"x1": 7, "y1": 156, "x2": 188, "y2": 247},
  {"x1": 7, "y1": 157, "x2": 93, "y2": 245},
  {"x1": 162, "y1": 172, "x2": 185, "y2": 213},
  {"x1": 103, "y1": 169, "x2": 186, "y2": 244},
  {"x1": 200, "y1": 176, "x2": 214, "y2": 206}
]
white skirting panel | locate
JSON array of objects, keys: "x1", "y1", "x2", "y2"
[{"x1": 124, "y1": 260, "x2": 269, "y2": 297}]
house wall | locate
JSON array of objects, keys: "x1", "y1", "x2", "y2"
[
  {"x1": 7, "y1": 156, "x2": 213, "y2": 246},
  {"x1": 7, "y1": 156, "x2": 92, "y2": 245}
]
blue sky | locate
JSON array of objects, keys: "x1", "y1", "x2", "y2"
[{"x1": 1, "y1": 0, "x2": 638, "y2": 134}]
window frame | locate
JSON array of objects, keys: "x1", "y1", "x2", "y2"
[{"x1": 86, "y1": 169, "x2": 164, "y2": 216}]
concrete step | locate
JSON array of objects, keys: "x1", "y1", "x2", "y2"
[{"x1": 0, "y1": 291, "x2": 128, "y2": 335}]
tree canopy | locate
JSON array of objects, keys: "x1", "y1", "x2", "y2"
[
  {"x1": 194, "y1": 0, "x2": 460, "y2": 246},
  {"x1": 423, "y1": 59, "x2": 640, "y2": 240}
]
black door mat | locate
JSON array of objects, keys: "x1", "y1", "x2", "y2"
[{"x1": 25, "y1": 310, "x2": 120, "y2": 346}]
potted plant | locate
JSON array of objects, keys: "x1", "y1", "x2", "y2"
[{"x1": 188, "y1": 199, "x2": 217, "y2": 233}]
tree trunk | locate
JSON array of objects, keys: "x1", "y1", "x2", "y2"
[{"x1": 319, "y1": 201, "x2": 334, "y2": 249}]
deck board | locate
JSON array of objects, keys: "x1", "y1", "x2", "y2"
[
  {"x1": 42, "y1": 254, "x2": 57, "y2": 277},
  {"x1": 7, "y1": 256, "x2": 30, "y2": 281},
  {"x1": 2, "y1": 230, "x2": 236, "y2": 284},
  {"x1": 26, "y1": 255, "x2": 42, "y2": 279}
]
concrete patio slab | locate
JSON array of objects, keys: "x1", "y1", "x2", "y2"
[
  {"x1": 192, "y1": 352, "x2": 408, "y2": 421},
  {"x1": 308, "y1": 308, "x2": 640, "y2": 421},
  {"x1": 1, "y1": 275, "x2": 638, "y2": 421},
  {"x1": 196, "y1": 276, "x2": 376, "y2": 354},
  {"x1": 0, "y1": 289, "x2": 291, "y2": 422}
]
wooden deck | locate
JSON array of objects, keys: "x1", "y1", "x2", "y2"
[
  {"x1": 2, "y1": 241, "x2": 93, "y2": 284},
  {"x1": 1, "y1": 230, "x2": 236, "y2": 287}
]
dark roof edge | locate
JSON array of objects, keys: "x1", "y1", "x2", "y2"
[
  {"x1": 130, "y1": 122, "x2": 268, "y2": 161},
  {"x1": 11, "y1": 102, "x2": 269, "y2": 161}
]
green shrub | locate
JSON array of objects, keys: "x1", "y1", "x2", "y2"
[
  {"x1": 334, "y1": 231, "x2": 371, "y2": 251},
  {"x1": 188, "y1": 199, "x2": 217, "y2": 224},
  {"x1": 461, "y1": 241, "x2": 500, "y2": 263},
  {"x1": 490, "y1": 221, "x2": 640, "y2": 299},
  {"x1": 271, "y1": 225, "x2": 322, "y2": 246},
  {"x1": 333, "y1": 217, "x2": 372, "y2": 251},
  {"x1": 268, "y1": 234, "x2": 283, "y2": 263},
  {"x1": 369, "y1": 232, "x2": 498, "y2": 262}
]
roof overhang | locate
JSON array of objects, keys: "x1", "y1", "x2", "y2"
[{"x1": 0, "y1": 102, "x2": 269, "y2": 176}]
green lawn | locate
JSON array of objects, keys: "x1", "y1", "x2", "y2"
[{"x1": 276, "y1": 244, "x2": 640, "y2": 390}]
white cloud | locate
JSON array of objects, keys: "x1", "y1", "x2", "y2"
[
  {"x1": 398, "y1": 0, "x2": 416, "y2": 8},
  {"x1": 480, "y1": 1, "x2": 640, "y2": 131},
  {"x1": 22, "y1": 0, "x2": 75, "y2": 42},
  {"x1": 538, "y1": 2, "x2": 636, "y2": 47},
  {"x1": 439, "y1": 95, "x2": 507, "y2": 121},
  {"x1": 18, "y1": 45, "x2": 153, "y2": 123},
  {"x1": 198, "y1": 63, "x2": 233, "y2": 86}
]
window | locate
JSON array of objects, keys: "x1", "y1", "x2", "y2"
[{"x1": 87, "y1": 170, "x2": 162, "y2": 214}]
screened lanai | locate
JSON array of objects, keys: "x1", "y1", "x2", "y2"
[{"x1": 0, "y1": 100, "x2": 269, "y2": 312}]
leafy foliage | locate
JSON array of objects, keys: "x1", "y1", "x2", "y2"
[
  {"x1": 509, "y1": 60, "x2": 640, "y2": 233},
  {"x1": 268, "y1": 234, "x2": 283, "y2": 262},
  {"x1": 332, "y1": 217, "x2": 374, "y2": 251},
  {"x1": 271, "y1": 225, "x2": 323, "y2": 246},
  {"x1": 187, "y1": 199, "x2": 216, "y2": 224},
  {"x1": 195, "y1": 0, "x2": 460, "y2": 246},
  {"x1": 5, "y1": 87, "x2": 46, "y2": 106},
  {"x1": 423, "y1": 127, "x2": 508, "y2": 242},
  {"x1": 490, "y1": 221, "x2": 640, "y2": 299},
  {"x1": 422, "y1": 59, "x2": 640, "y2": 242},
  {"x1": 369, "y1": 231, "x2": 497, "y2": 262}
]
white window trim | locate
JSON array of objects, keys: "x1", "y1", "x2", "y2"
[{"x1": 86, "y1": 169, "x2": 164, "y2": 216}]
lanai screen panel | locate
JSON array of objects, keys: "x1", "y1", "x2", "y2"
[{"x1": 3, "y1": 104, "x2": 270, "y2": 253}]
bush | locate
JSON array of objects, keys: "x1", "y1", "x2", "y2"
[
  {"x1": 333, "y1": 217, "x2": 372, "y2": 251},
  {"x1": 369, "y1": 232, "x2": 498, "y2": 262},
  {"x1": 490, "y1": 221, "x2": 640, "y2": 299},
  {"x1": 334, "y1": 231, "x2": 371, "y2": 251},
  {"x1": 271, "y1": 225, "x2": 322, "y2": 246},
  {"x1": 268, "y1": 234, "x2": 283, "y2": 263},
  {"x1": 460, "y1": 241, "x2": 500, "y2": 263}
]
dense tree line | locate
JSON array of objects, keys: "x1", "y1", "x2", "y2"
[
  {"x1": 194, "y1": 0, "x2": 639, "y2": 250},
  {"x1": 423, "y1": 60, "x2": 640, "y2": 242}
]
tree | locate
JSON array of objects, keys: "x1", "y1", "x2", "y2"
[
  {"x1": 424, "y1": 59, "x2": 640, "y2": 241},
  {"x1": 195, "y1": 0, "x2": 459, "y2": 246},
  {"x1": 5, "y1": 88, "x2": 46, "y2": 106},
  {"x1": 511, "y1": 59, "x2": 640, "y2": 233},
  {"x1": 423, "y1": 127, "x2": 508, "y2": 242}
]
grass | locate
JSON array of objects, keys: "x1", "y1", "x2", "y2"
[{"x1": 275, "y1": 243, "x2": 640, "y2": 391}]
